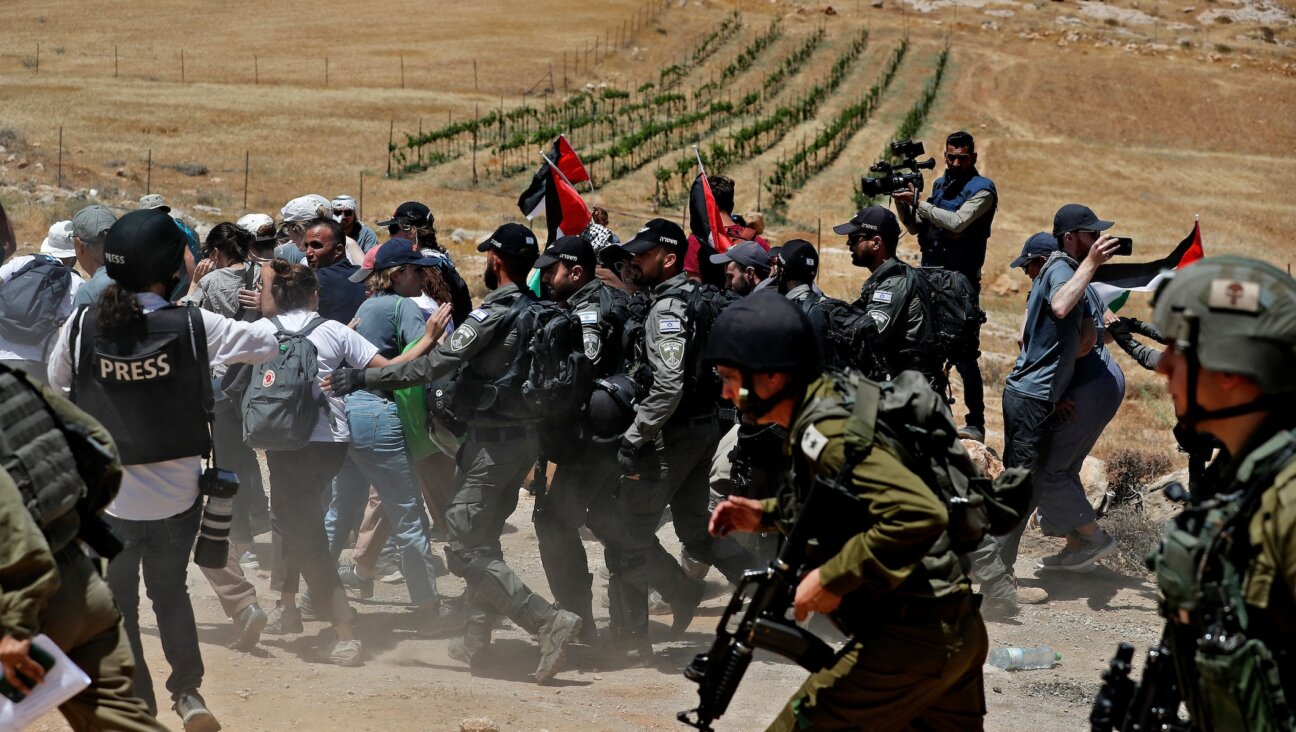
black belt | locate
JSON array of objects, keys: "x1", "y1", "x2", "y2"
[
  {"x1": 867, "y1": 593, "x2": 980, "y2": 623},
  {"x1": 670, "y1": 411, "x2": 716, "y2": 428},
  {"x1": 468, "y1": 425, "x2": 536, "y2": 443}
]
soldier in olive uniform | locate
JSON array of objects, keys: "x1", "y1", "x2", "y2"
[
  {"x1": 0, "y1": 365, "x2": 165, "y2": 731},
  {"x1": 1138, "y1": 256, "x2": 1296, "y2": 728},
  {"x1": 585, "y1": 219, "x2": 754, "y2": 656},
  {"x1": 836, "y1": 206, "x2": 931, "y2": 382},
  {"x1": 533, "y1": 235, "x2": 627, "y2": 645},
  {"x1": 707, "y1": 292, "x2": 988, "y2": 732},
  {"x1": 328, "y1": 223, "x2": 582, "y2": 683}
]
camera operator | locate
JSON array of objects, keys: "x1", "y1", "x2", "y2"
[{"x1": 892, "y1": 130, "x2": 996, "y2": 441}]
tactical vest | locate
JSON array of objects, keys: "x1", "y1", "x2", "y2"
[
  {"x1": 569, "y1": 281, "x2": 629, "y2": 379},
  {"x1": 1150, "y1": 429, "x2": 1296, "y2": 731},
  {"x1": 0, "y1": 368, "x2": 84, "y2": 552},
  {"x1": 72, "y1": 305, "x2": 211, "y2": 465},
  {"x1": 918, "y1": 173, "x2": 996, "y2": 282}
]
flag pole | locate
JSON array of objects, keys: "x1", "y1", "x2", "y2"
[
  {"x1": 540, "y1": 151, "x2": 579, "y2": 190},
  {"x1": 692, "y1": 144, "x2": 706, "y2": 177}
]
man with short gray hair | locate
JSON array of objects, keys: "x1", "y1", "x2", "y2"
[{"x1": 71, "y1": 205, "x2": 119, "y2": 309}]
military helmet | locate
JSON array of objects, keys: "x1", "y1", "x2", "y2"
[
  {"x1": 703, "y1": 291, "x2": 821, "y2": 377},
  {"x1": 1153, "y1": 255, "x2": 1296, "y2": 394},
  {"x1": 588, "y1": 374, "x2": 639, "y2": 438}
]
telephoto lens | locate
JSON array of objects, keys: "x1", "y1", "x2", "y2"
[{"x1": 194, "y1": 468, "x2": 239, "y2": 569}]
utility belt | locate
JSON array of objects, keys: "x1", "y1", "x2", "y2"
[
  {"x1": 468, "y1": 425, "x2": 537, "y2": 443},
  {"x1": 669, "y1": 409, "x2": 717, "y2": 428}
]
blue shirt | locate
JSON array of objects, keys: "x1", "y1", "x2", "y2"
[
  {"x1": 353, "y1": 292, "x2": 426, "y2": 359},
  {"x1": 1005, "y1": 258, "x2": 1083, "y2": 402},
  {"x1": 72, "y1": 267, "x2": 114, "y2": 309},
  {"x1": 274, "y1": 243, "x2": 307, "y2": 264},
  {"x1": 315, "y1": 259, "x2": 367, "y2": 324}
]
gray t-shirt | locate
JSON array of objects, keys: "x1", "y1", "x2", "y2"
[
  {"x1": 274, "y1": 243, "x2": 306, "y2": 264},
  {"x1": 1005, "y1": 257, "x2": 1083, "y2": 402},
  {"x1": 353, "y1": 292, "x2": 426, "y2": 360},
  {"x1": 181, "y1": 264, "x2": 259, "y2": 319},
  {"x1": 72, "y1": 267, "x2": 114, "y2": 309}
]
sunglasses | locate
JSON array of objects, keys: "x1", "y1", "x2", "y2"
[
  {"x1": 332, "y1": 209, "x2": 355, "y2": 216},
  {"x1": 945, "y1": 152, "x2": 972, "y2": 162}
]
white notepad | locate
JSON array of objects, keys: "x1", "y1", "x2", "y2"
[{"x1": 0, "y1": 634, "x2": 91, "y2": 731}]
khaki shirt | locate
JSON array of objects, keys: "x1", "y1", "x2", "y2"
[
  {"x1": 1243, "y1": 435, "x2": 1296, "y2": 646},
  {"x1": 623, "y1": 272, "x2": 693, "y2": 448},
  {"x1": 762, "y1": 375, "x2": 969, "y2": 601},
  {"x1": 362, "y1": 283, "x2": 527, "y2": 427}
]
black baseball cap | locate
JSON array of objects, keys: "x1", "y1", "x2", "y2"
[
  {"x1": 709, "y1": 241, "x2": 771, "y2": 274},
  {"x1": 104, "y1": 209, "x2": 187, "y2": 291},
  {"x1": 350, "y1": 239, "x2": 426, "y2": 282},
  {"x1": 777, "y1": 239, "x2": 819, "y2": 282},
  {"x1": 377, "y1": 201, "x2": 433, "y2": 228},
  {"x1": 1052, "y1": 203, "x2": 1113, "y2": 237},
  {"x1": 833, "y1": 206, "x2": 901, "y2": 245},
  {"x1": 1010, "y1": 232, "x2": 1058, "y2": 269},
  {"x1": 619, "y1": 218, "x2": 687, "y2": 255},
  {"x1": 535, "y1": 235, "x2": 596, "y2": 271},
  {"x1": 476, "y1": 223, "x2": 539, "y2": 258}
]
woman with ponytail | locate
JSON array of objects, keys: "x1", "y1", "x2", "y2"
[
  {"x1": 255, "y1": 258, "x2": 448, "y2": 665},
  {"x1": 47, "y1": 209, "x2": 281, "y2": 731}
]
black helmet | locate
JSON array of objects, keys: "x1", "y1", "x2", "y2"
[
  {"x1": 588, "y1": 374, "x2": 639, "y2": 438},
  {"x1": 703, "y1": 291, "x2": 821, "y2": 378}
]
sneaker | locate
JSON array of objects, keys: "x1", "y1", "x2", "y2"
[
  {"x1": 1037, "y1": 531, "x2": 1117, "y2": 573},
  {"x1": 173, "y1": 689, "x2": 221, "y2": 732},
  {"x1": 374, "y1": 558, "x2": 404, "y2": 584},
  {"x1": 957, "y1": 425, "x2": 986, "y2": 443},
  {"x1": 1016, "y1": 584, "x2": 1049, "y2": 605},
  {"x1": 230, "y1": 604, "x2": 268, "y2": 651},
  {"x1": 338, "y1": 565, "x2": 374, "y2": 599},
  {"x1": 263, "y1": 603, "x2": 303, "y2": 635},
  {"x1": 648, "y1": 590, "x2": 671, "y2": 616},
  {"x1": 328, "y1": 639, "x2": 364, "y2": 667},
  {"x1": 535, "y1": 610, "x2": 582, "y2": 684},
  {"x1": 238, "y1": 551, "x2": 260, "y2": 570}
]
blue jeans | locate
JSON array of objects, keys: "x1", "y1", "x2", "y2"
[
  {"x1": 105, "y1": 499, "x2": 204, "y2": 713},
  {"x1": 1037, "y1": 356, "x2": 1126, "y2": 536},
  {"x1": 327, "y1": 391, "x2": 441, "y2": 604}
]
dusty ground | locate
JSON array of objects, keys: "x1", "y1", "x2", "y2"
[{"x1": 4, "y1": 0, "x2": 1295, "y2": 729}]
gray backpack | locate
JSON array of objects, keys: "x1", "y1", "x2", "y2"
[
  {"x1": 241, "y1": 316, "x2": 328, "y2": 451},
  {"x1": 0, "y1": 254, "x2": 73, "y2": 347}
]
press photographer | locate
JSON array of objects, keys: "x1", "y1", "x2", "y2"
[{"x1": 892, "y1": 130, "x2": 997, "y2": 441}]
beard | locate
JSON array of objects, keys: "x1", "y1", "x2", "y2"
[{"x1": 483, "y1": 262, "x2": 499, "y2": 291}]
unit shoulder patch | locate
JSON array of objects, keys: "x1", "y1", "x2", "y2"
[
  {"x1": 449, "y1": 324, "x2": 478, "y2": 351},
  {"x1": 800, "y1": 423, "x2": 830, "y2": 462},
  {"x1": 657, "y1": 337, "x2": 685, "y2": 370}
]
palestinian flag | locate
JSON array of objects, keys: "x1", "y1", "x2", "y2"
[
  {"x1": 688, "y1": 173, "x2": 733, "y2": 253},
  {"x1": 544, "y1": 169, "x2": 592, "y2": 241},
  {"x1": 1092, "y1": 220, "x2": 1205, "y2": 312},
  {"x1": 517, "y1": 135, "x2": 589, "y2": 220}
]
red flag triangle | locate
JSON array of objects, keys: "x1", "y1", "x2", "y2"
[
  {"x1": 700, "y1": 174, "x2": 733, "y2": 253},
  {"x1": 1178, "y1": 220, "x2": 1204, "y2": 269},
  {"x1": 552, "y1": 171, "x2": 591, "y2": 237},
  {"x1": 556, "y1": 135, "x2": 590, "y2": 185}
]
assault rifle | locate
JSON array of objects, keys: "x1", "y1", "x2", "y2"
[
  {"x1": 1090, "y1": 631, "x2": 1191, "y2": 732},
  {"x1": 678, "y1": 475, "x2": 865, "y2": 731}
]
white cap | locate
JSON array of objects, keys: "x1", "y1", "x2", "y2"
[
  {"x1": 236, "y1": 213, "x2": 275, "y2": 239},
  {"x1": 280, "y1": 195, "x2": 330, "y2": 223},
  {"x1": 40, "y1": 221, "x2": 76, "y2": 258},
  {"x1": 331, "y1": 194, "x2": 357, "y2": 212}
]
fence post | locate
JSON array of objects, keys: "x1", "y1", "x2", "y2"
[
  {"x1": 400, "y1": 56, "x2": 405, "y2": 89},
  {"x1": 146, "y1": 149, "x2": 152, "y2": 194},
  {"x1": 254, "y1": 54, "x2": 259, "y2": 85},
  {"x1": 325, "y1": 56, "x2": 329, "y2": 87},
  {"x1": 474, "y1": 58, "x2": 479, "y2": 91},
  {"x1": 180, "y1": 49, "x2": 185, "y2": 83},
  {"x1": 114, "y1": 44, "x2": 118, "y2": 78},
  {"x1": 35, "y1": 43, "x2": 39, "y2": 74},
  {"x1": 387, "y1": 120, "x2": 394, "y2": 177},
  {"x1": 243, "y1": 151, "x2": 249, "y2": 209},
  {"x1": 358, "y1": 172, "x2": 364, "y2": 219},
  {"x1": 57, "y1": 126, "x2": 63, "y2": 189},
  {"x1": 472, "y1": 104, "x2": 479, "y2": 186}
]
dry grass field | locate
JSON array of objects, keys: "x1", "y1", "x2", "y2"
[{"x1": 4, "y1": 0, "x2": 1296, "y2": 729}]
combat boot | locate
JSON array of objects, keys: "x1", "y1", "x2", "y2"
[
  {"x1": 669, "y1": 577, "x2": 706, "y2": 635},
  {"x1": 535, "y1": 606, "x2": 583, "y2": 684}
]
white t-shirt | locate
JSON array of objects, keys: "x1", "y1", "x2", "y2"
[
  {"x1": 47, "y1": 293, "x2": 279, "y2": 521},
  {"x1": 0, "y1": 255, "x2": 84, "y2": 361},
  {"x1": 271, "y1": 309, "x2": 379, "y2": 443}
]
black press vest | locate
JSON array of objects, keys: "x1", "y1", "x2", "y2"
[{"x1": 72, "y1": 304, "x2": 210, "y2": 465}]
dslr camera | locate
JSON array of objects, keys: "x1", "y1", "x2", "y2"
[
  {"x1": 860, "y1": 139, "x2": 937, "y2": 197},
  {"x1": 194, "y1": 467, "x2": 239, "y2": 569}
]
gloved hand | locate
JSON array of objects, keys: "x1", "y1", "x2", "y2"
[
  {"x1": 328, "y1": 367, "x2": 365, "y2": 396},
  {"x1": 1107, "y1": 317, "x2": 1132, "y2": 342},
  {"x1": 618, "y1": 439, "x2": 661, "y2": 480}
]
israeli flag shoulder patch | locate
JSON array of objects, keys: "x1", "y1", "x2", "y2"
[
  {"x1": 659, "y1": 318, "x2": 683, "y2": 334},
  {"x1": 468, "y1": 308, "x2": 490, "y2": 322},
  {"x1": 578, "y1": 310, "x2": 599, "y2": 325},
  {"x1": 800, "y1": 423, "x2": 829, "y2": 462},
  {"x1": 870, "y1": 290, "x2": 893, "y2": 304}
]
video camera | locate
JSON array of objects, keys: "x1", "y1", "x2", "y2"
[{"x1": 860, "y1": 139, "x2": 937, "y2": 198}]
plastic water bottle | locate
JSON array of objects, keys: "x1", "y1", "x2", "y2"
[{"x1": 986, "y1": 646, "x2": 1061, "y2": 670}]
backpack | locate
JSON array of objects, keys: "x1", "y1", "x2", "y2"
[
  {"x1": 798, "y1": 292, "x2": 880, "y2": 375},
  {"x1": 0, "y1": 363, "x2": 123, "y2": 556},
  {"x1": 657, "y1": 282, "x2": 737, "y2": 415},
  {"x1": 241, "y1": 315, "x2": 328, "y2": 450},
  {"x1": 503, "y1": 294, "x2": 593, "y2": 419},
  {"x1": 835, "y1": 370, "x2": 1029, "y2": 554},
  {"x1": 906, "y1": 266, "x2": 985, "y2": 375},
  {"x1": 0, "y1": 255, "x2": 73, "y2": 347}
]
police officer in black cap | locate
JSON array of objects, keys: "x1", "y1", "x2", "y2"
[
  {"x1": 532, "y1": 235, "x2": 628, "y2": 645},
  {"x1": 327, "y1": 223, "x2": 583, "y2": 684},
  {"x1": 773, "y1": 239, "x2": 821, "y2": 303},
  {"x1": 584, "y1": 218, "x2": 755, "y2": 661}
]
